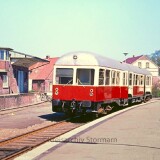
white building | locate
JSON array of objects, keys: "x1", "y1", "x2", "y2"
[{"x1": 125, "y1": 55, "x2": 159, "y2": 77}]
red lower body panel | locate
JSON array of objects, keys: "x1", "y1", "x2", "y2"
[
  {"x1": 133, "y1": 86, "x2": 144, "y2": 97},
  {"x1": 53, "y1": 85, "x2": 128, "y2": 102}
]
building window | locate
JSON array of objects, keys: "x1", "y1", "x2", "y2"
[
  {"x1": 0, "y1": 50, "x2": 10, "y2": 60},
  {"x1": 0, "y1": 50, "x2": 4, "y2": 60},
  {"x1": 146, "y1": 62, "x2": 149, "y2": 68},
  {"x1": 138, "y1": 62, "x2": 142, "y2": 68},
  {"x1": 2, "y1": 73, "x2": 9, "y2": 88}
]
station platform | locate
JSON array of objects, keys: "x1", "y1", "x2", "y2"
[{"x1": 16, "y1": 100, "x2": 160, "y2": 160}]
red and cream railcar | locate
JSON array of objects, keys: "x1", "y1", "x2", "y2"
[{"x1": 52, "y1": 52, "x2": 152, "y2": 115}]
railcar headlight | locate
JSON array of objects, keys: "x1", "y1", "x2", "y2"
[{"x1": 73, "y1": 55, "x2": 77, "y2": 59}]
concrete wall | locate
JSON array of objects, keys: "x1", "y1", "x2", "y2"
[{"x1": 0, "y1": 93, "x2": 41, "y2": 110}]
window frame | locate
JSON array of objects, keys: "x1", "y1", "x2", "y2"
[
  {"x1": 99, "y1": 69, "x2": 105, "y2": 85},
  {"x1": 0, "y1": 50, "x2": 10, "y2": 61},
  {"x1": 146, "y1": 62, "x2": 149, "y2": 68},
  {"x1": 138, "y1": 62, "x2": 142, "y2": 68},
  {"x1": 111, "y1": 70, "x2": 116, "y2": 85},
  {"x1": 116, "y1": 71, "x2": 120, "y2": 85},
  {"x1": 77, "y1": 68, "x2": 94, "y2": 85},
  {"x1": 56, "y1": 68, "x2": 73, "y2": 85},
  {"x1": 105, "y1": 69, "x2": 110, "y2": 86},
  {"x1": 0, "y1": 50, "x2": 5, "y2": 60},
  {"x1": 129, "y1": 73, "x2": 133, "y2": 86}
]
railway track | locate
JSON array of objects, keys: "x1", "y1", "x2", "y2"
[{"x1": 0, "y1": 118, "x2": 84, "y2": 160}]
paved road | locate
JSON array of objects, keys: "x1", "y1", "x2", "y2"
[{"x1": 17, "y1": 100, "x2": 160, "y2": 160}]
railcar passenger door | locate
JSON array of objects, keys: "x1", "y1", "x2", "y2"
[
  {"x1": 120, "y1": 71, "x2": 128, "y2": 99},
  {"x1": 128, "y1": 72, "x2": 133, "y2": 97},
  {"x1": 145, "y1": 75, "x2": 152, "y2": 94}
]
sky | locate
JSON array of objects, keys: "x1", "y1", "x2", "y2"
[{"x1": 0, "y1": 0, "x2": 160, "y2": 61}]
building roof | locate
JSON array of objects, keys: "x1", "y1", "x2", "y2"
[
  {"x1": 10, "y1": 50, "x2": 49, "y2": 68},
  {"x1": 125, "y1": 54, "x2": 160, "y2": 68},
  {"x1": 0, "y1": 47, "x2": 49, "y2": 68},
  {"x1": 29, "y1": 57, "x2": 58, "y2": 80},
  {"x1": 55, "y1": 51, "x2": 151, "y2": 75},
  {"x1": 124, "y1": 55, "x2": 143, "y2": 64},
  {"x1": 0, "y1": 47, "x2": 13, "y2": 51}
]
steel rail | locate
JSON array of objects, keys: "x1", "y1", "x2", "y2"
[{"x1": 0, "y1": 118, "x2": 84, "y2": 160}]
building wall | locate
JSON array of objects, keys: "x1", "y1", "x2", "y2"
[
  {"x1": 31, "y1": 79, "x2": 52, "y2": 94},
  {"x1": 0, "y1": 61, "x2": 29, "y2": 95},
  {"x1": 0, "y1": 61, "x2": 19, "y2": 95},
  {"x1": 28, "y1": 79, "x2": 32, "y2": 91},
  {"x1": 0, "y1": 60, "x2": 9, "y2": 70},
  {"x1": 132, "y1": 57, "x2": 159, "y2": 76},
  {"x1": 32, "y1": 80, "x2": 45, "y2": 92}
]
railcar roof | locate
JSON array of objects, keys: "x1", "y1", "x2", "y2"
[{"x1": 55, "y1": 51, "x2": 152, "y2": 75}]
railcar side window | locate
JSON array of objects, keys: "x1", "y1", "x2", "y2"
[
  {"x1": 77, "y1": 69, "x2": 94, "y2": 85},
  {"x1": 105, "y1": 70, "x2": 110, "y2": 85},
  {"x1": 56, "y1": 68, "x2": 73, "y2": 84},
  {"x1": 135, "y1": 75, "x2": 138, "y2": 85},
  {"x1": 116, "y1": 72, "x2": 120, "y2": 85},
  {"x1": 146, "y1": 76, "x2": 151, "y2": 85},
  {"x1": 129, "y1": 73, "x2": 132, "y2": 86},
  {"x1": 140, "y1": 75, "x2": 144, "y2": 85},
  {"x1": 112, "y1": 71, "x2": 116, "y2": 85},
  {"x1": 123, "y1": 72, "x2": 128, "y2": 85},
  {"x1": 99, "y1": 69, "x2": 104, "y2": 85},
  {"x1": 149, "y1": 76, "x2": 151, "y2": 85},
  {"x1": 138, "y1": 75, "x2": 141, "y2": 85},
  {"x1": 133, "y1": 74, "x2": 136, "y2": 85},
  {"x1": 123, "y1": 73, "x2": 126, "y2": 85}
]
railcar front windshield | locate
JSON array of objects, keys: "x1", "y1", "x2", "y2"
[
  {"x1": 76, "y1": 69, "x2": 94, "y2": 85},
  {"x1": 56, "y1": 68, "x2": 73, "y2": 84}
]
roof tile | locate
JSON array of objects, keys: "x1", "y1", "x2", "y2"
[
  {"x1": 29, "y1": 57, "x2": 58, "y2": 80},
  {"x1": 124, "y1": 55, "x2": 143, "y2": 64}
]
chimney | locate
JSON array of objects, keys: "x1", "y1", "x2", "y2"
[{"x1": 46, "y1": 55, "x2": 50, "y2": 59}]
